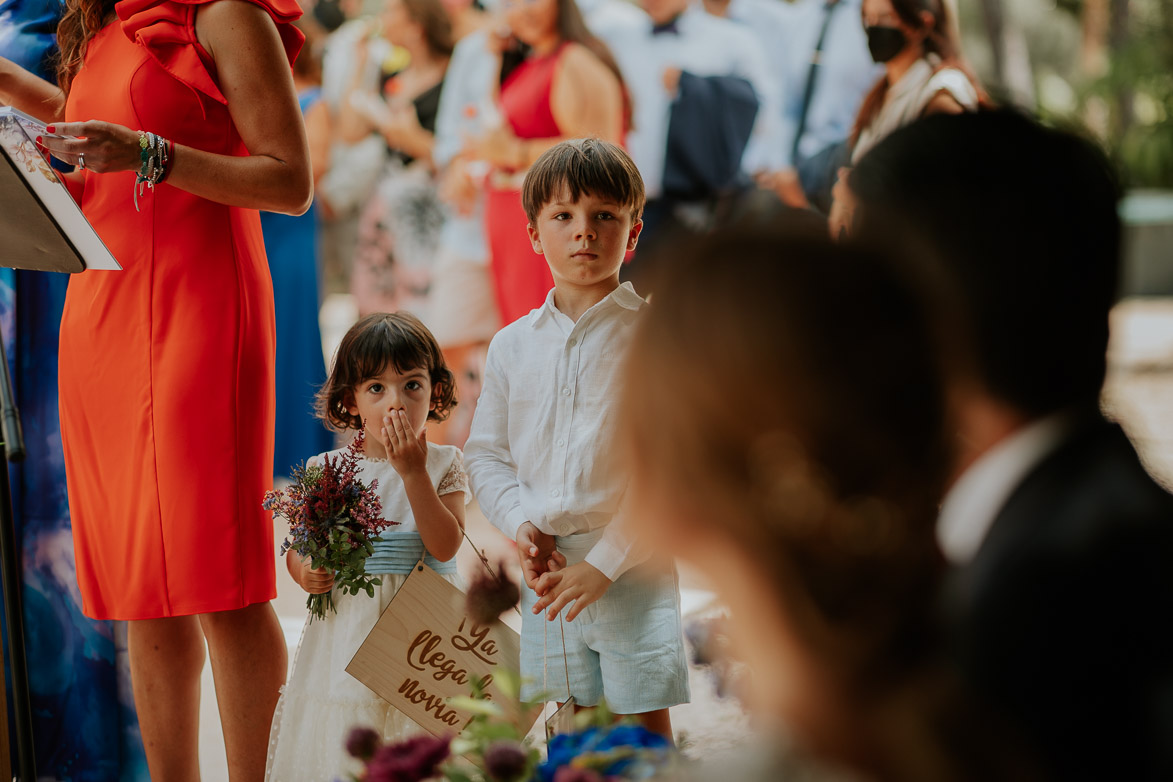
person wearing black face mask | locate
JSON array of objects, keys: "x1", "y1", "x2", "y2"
[
  {"x1": 865, "y1": 23, "x2": 907, "y2": 63},
  {"x1": 825, "y1": 0, "x2": 984, "y2": 238}
]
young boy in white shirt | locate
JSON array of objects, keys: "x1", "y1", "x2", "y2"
[{"x1": 465, "y1": 139, "x2": 690, "y2": 738}]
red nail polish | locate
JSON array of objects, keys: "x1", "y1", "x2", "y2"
[
  {"x1": 45, "y1": 126, "x2": 54, "y2": 133},
  {"x1": 35, "y1": 136, "x2": 42, "y2": 144}
]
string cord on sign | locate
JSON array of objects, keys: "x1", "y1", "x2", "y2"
[
  {"x1": 458, "y1": 528, "x2": 571, "y2": 727},
  {"x1": 461, "y1": 528, "x2": 522, "y2": 617},
  {"x1": 542, "y1": 606, "x2": 572, "y2": 726}
]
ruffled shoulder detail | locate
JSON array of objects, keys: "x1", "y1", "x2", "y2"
[{"x1": 116, "y1": 0, "x2": 304, "y2": 106}]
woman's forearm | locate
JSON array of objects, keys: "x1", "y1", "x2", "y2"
[
  {"x1": 0, "y1": 58, "x2": 65, "y2": 121},
  {"x1": 166, "y1": 143, "x2": 313, "y2": 215},
  {"x1": 395, "y1": 126, "x2": 434, "y2": 167},
  {"x1": 403, "y1": 472, "x2": 462, "y2": 563},
  {"x1": 40, "y1": 119, "x2": 313, "y2": 215}
]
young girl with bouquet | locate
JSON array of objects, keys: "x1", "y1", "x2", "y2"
[{"x1": 266, "y1": 312, "x2": 468, "y2": 781}]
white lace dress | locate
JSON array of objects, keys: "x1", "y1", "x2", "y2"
[{"x1": 265, "y1": 444, "x2": 469, "y2": 782}]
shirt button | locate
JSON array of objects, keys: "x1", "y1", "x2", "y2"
[
  {"x1": 568, "y1": 338, "x2": 577, "y2": 347},
  {"x1": 562, "y1": 387, "x2": 571, "y2": 396},
  {"x1": 557, "y1": 438, "x2": 566, "y2": 447},
  {"x1": 551, "y1": 488, "x2": 561, "y2": 498}
]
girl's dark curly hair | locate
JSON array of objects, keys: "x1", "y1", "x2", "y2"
[{"x1": 316, "y1": 312, "x2": 456, "y2": 431}]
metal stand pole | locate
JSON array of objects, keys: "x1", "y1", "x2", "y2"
[{"x1": 0, "y1": 330, "x2": 37, "y2": 782}]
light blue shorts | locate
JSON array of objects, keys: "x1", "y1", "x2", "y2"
[{"x1": 519, "y1": 529, "x2": 691, "y2": 714}]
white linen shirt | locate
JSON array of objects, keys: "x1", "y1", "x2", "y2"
[{"x1": 465, "y1": 283, "x2": 647, "y2": 581}]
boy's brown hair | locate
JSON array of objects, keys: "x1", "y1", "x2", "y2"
[
  {"x1": 316, "y1": 312, "x2": 456, "y2": 431},
  {"x1": 522, "y1": 138, "x2": 645, "y2": 224}
]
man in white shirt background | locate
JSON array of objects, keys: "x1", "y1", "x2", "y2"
[{"x1": 607, "y1": 0, "x2": 782, "y2": 280}]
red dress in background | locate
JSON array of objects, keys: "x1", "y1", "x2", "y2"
[
  {"x1": 485, "y1": 44, "x2": 566, "y2": 326},
  {"x1": 57, "y1": 0, "x2": 303, "y2": 620}
]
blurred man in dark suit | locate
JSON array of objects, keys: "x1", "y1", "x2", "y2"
[{"x1": 848, "y1": 109, "x2": 1173, "y2": 782}]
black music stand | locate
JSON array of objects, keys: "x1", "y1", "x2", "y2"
[{"x1": 0, "y1": 325, "x2": 33, "y2": 782}]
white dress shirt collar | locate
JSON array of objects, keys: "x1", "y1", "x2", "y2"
[
  {"x1": 938, "y1": 412, "x2": 1070, "y2": 564},
  {"x1": 528, "y1": 282, "x2": 645, "y2": 329}
]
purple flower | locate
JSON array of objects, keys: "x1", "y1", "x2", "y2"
[
  {"x1": 466, "y1": 563, "x2": 520, "y2": 625},
  {"x1": 483, "y1": 739, "x2": 530, "y2": 782},
  {"x1": 364, "y1": 733, "x2": 452, "y2": 782},
  {"x1": 345, "y1": 726, "x2": 382, "y2": 762}
]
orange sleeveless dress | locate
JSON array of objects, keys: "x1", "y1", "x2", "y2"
[{"x1": 58, "y1": 0, "x2": 303, "y2": 620}]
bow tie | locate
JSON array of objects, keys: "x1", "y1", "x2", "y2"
[{"x1": 651, "y1": 17, "x2": 680, "y2": 35}]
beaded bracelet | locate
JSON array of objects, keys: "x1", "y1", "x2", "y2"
[{"x1": 133, "y1": 131, "x2": 172, "y2": 211}]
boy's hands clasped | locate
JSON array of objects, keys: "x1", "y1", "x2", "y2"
[
  {"x1": 533, "y1": 562, "x2": 612, "y2": 622},
  {"x1": 516, "y1": 522, "x2": 612, "y2": 622},
  {"x1": 516, "y1": 522, "x2": 565, "y2": 589}
]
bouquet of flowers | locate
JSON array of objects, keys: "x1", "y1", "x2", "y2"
[
  {"x1": 263, "y1": 430, "x2": 396, "y2": 621},
  {"x1": 344, "y1": 689, "x2": 677, "y2": 782}
]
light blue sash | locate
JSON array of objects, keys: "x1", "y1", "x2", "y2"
[{"x1": 367, "y1": 530, "x2": 458, "y2": 575}]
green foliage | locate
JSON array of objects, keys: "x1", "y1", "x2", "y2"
[
  {"x1": 303, "y1": 520, "x2": 385, "y2": 621},
  {"x1": 956, "y1": 0, "x2": 1173, "y2": 187},
  {"x1": 1096, "y1": 1, "x2": 1173, "y2": 187},
  {"x1": 442, "y1": 676, "x2": 541, "y2": 782}
]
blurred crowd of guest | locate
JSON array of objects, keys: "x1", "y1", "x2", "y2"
[{"x1": 265, "y1": 0, "x2": 980, "y2": 467}]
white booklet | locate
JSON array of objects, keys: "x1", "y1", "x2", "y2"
[{"x1": 0, "y1": 106, "x2": 121, "y2": 272}]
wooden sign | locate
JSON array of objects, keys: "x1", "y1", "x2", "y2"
[{"x1": 347, "y1": 561, "x2": 538, "y2": 738}]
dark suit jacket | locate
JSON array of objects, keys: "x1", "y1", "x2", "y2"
[
  {"x1": 945, "y1": 416, "x2": 1173, "y2": 781},
  {"x1": 662, "y1": 71, "x2": 759, "y2": 202}
]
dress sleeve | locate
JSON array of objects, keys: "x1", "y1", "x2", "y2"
[
  {"x1": 925, "y1": 68, "x2": 979, "y2": 112},
  {"x1": 117, "y1": 0, "x2": 304, "y2": 106},
  {"x1": 437, "y1": 451, "x2": 471, "y2": 504}
]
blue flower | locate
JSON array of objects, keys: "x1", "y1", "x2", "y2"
[
  {"x1": 542, "y1": 728, "x2": 599, "y2": 779},
  {"x1": 596, "y1": 726, "x2": 669, "y2": 753},
  {"x1": 539, "y1": 725, "x2": 671, "y2": 781}
]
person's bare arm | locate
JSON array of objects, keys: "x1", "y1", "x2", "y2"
[
  {"x1": 471, "y1": 44, "x2": 624, "y2": 170},
  {"x1": 39, "y1": 1, "x2": 312, "y2": 214},
  {"x1": 549, "y1": 43, "x2": 623, "y2": 143},
  {"x1": 0, "y1": 57, "x2": 65, "y2": 121},
  {"x1": 517, "y1": 43, "x2": 624, "y2": 164}
]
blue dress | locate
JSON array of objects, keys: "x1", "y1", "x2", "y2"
[{"x1": 260, "y1": 86, "x2": 334, "y2": 477}]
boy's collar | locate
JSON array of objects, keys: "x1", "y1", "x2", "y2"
[{"x1": 528, "y1": 282, "x2": 645, "y2": 328}]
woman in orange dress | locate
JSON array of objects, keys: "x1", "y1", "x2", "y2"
[{"x1": 0, "y1": 0, "x2": 312, "y2": 776}]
